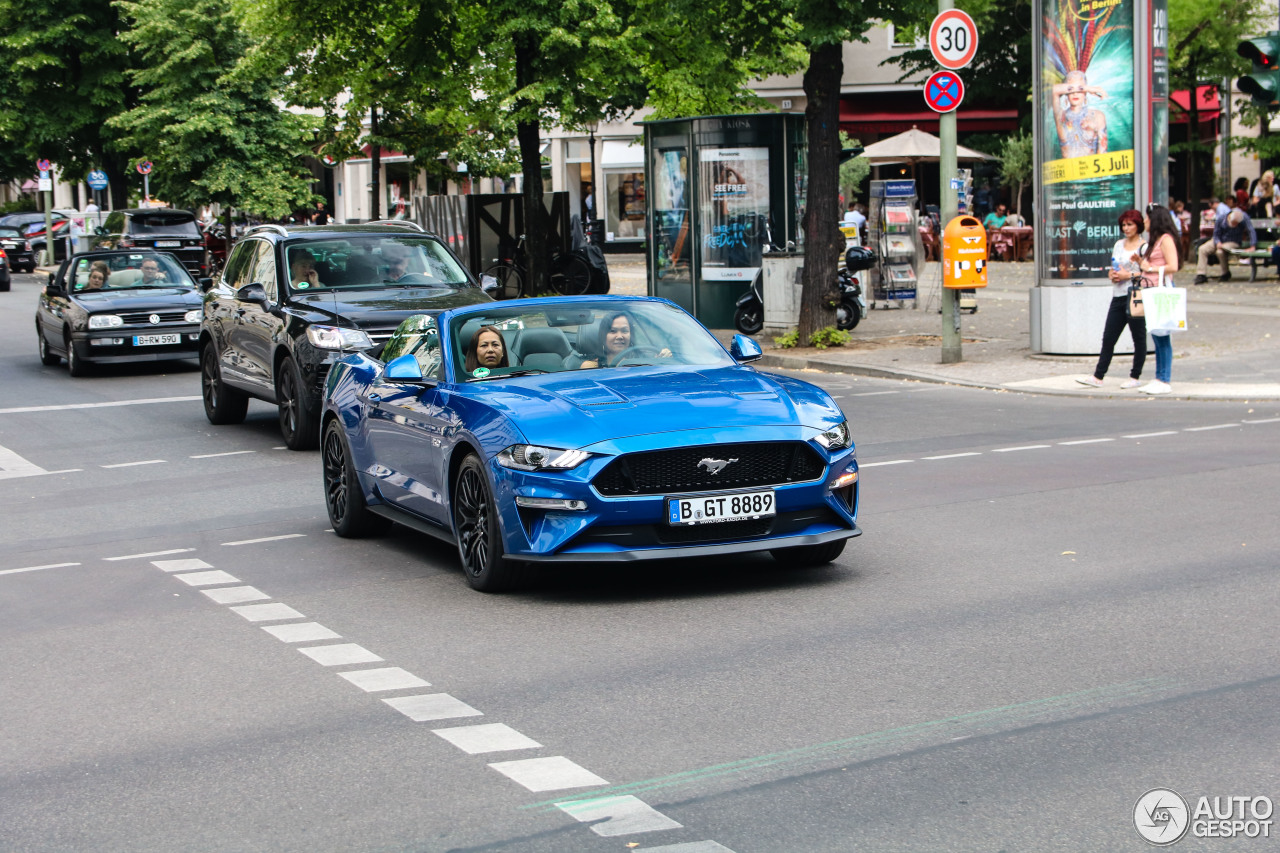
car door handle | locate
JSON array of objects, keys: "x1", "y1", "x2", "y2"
[
  {"x1": 235, "y1": 308, "x2": 246, "y2": 316},
  {"x1": 366, "y1": 393, "x2": 381, "y2": 405}
]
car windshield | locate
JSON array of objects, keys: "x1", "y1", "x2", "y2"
[
  {"x1": 0, "y1": 227, "x2": 21, "y2": 238},
  {"x1": 285, "y1": 236, "x2": 471, "y2": 290},
  {"x1": 448, "y1": 301, "x2": 734, "y2": 381},
  {"x1": 127, "y1": 213, "x2": 200, "y2": 236},
  {"x1": 70, "y1": 253, "x2": 195, "y2": 292}
]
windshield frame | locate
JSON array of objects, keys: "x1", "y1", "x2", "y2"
[{"x1": 68, "y1": 252, "x2": 197, "y2": 293}]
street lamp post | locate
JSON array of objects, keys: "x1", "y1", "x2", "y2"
[{"x1": 585, "y1": 120, "x2": 599, "y2": 241}]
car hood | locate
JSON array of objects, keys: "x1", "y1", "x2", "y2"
[
  {"x1": 72, "y1": 288, "x2": 202, "y2": 310},
  {"x1": 466, "y1": 365, "x2": 843, "y2": 447},
  {"x1": 291, "y1": 286, "x2": 490, "y2": 328}
]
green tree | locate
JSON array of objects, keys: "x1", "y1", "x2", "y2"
[
  {"x1": 111, "y1": 0, "x2": 318, "y2": 219},
  {"x1": 0, "y1": 1, "x2": 138, "y2": 206},
  {"x1": 997, "y1": 131, "x2": 1033, "y2": 217}
]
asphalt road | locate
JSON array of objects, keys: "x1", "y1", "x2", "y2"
[{"x1": 3, "y1": 270, "x2": 1279, "y2": 852}]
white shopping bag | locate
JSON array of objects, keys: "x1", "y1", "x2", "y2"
[{"x1": 1144, "y1": 285, "x2": 1187, "y2": 333}]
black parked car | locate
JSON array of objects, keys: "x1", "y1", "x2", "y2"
[
  {"x1": 36, "y1": 250, "x2": 206, "y2": 376},
  {"x1": 0, "y1": 225, "x2": 35, "y2": 274},
  {"x1": 93, "y1": 208, "x2": 206, "y2": 277},
  {"x1": 199, "y1": 222, "x2": 494, "y2": 449}
]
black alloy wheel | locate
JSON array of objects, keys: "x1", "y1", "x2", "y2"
[
  {"x1": 64, "y1": 331, "x2": 88, "y2": 377},
  {"x1": 201, "y1": 344, "x2": 248, "y2": 425},
  {"x1": 452, "y1": 455, "x2": 525, "y2": 592},
  {"x1": 37, "y1": 325, "x2": 59, "y2": 365},
  {"x1": 276, "y1": 356, "x2": 318, "y2": 450},
  {"x1": 322, "y1": 419, "x2": 389, "y2": 537}
]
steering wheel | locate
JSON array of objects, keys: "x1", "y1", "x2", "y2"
[{"x1": 609, "y1": 345, "x2": 663, "y2": 367}]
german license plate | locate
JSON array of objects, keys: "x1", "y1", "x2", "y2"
[
  {"x1": 668, "y1": 490, "x2": 775, "y2": 526},
  {"x1": 133, "y1": 333, "x2": 181, "y2": 346},
  {"x1": 155, "y1": 240, "x2": 181, "y2": 247}
]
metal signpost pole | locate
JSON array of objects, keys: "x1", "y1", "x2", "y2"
[
  {"x1": 937, "y1": 0, "x2": 961, "y2": 363},
  {"x1": 37, "y1": 159, "x2": 52, "y2": 265}
]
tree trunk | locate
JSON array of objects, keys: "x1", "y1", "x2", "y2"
[
  {"x1": 798, "y1": 42, "x2": 843, "y2": 343},
  {"x1": 515, "y1": 37, "x2": 548, "y2": 295},
  {"x1": 370, "y1": 107, "x2": 381, "y2": 221},
  {"x1": 106, "y1": 159, "x2": 128, "y2": 210}
]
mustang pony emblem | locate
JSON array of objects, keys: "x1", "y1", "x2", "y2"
[{"x1": 698, "y1": 457, "x2": 739, "y2": 476}]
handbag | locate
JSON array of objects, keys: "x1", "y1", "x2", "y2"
[{"x1": 1127, "y1": 278, "x2": 1144, "y2": 318}]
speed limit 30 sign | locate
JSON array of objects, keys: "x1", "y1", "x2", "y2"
[{"x1": 929, "y1": 9, "x2": 978, "y2": 70}]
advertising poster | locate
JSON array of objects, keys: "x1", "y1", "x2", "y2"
[
  {"x1": 698, "y1": 147, "x2": 770, "y2": 282},
  {"x1": 1040, "y1": 0, "x2": 1135, "y2": 278}
]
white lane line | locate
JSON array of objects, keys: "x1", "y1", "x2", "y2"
[
  {"x1": 260, "y1": 622, "x2": 342, "y2": 643},
  {"x1": 298, "y1": 643, "x2": 383, "y2": 666},
  {"x1": 923, "y1": 452, "x2": 981, "y2": 460},
  {"x1": 556, "y1": 795, "x2": 683, "y2": 836},
  {"x1": 339, "y1": 667, "x2": 431, "y2": 693},
  {"x1": 0, "y1": 395, "x2": 201, "y2": 414},
  {"x1": 272, "y1": 446, "x2": 287, "y2": 450},
  {"x1": 637, "y1": 842, "x2": 737, "y2": 852},
  {"x1": 152, "y1": 558, "x2": 211, "y2": 572},
  {"x1": 860, "y1": 459, "x2": 913, "y2": 467},
  {"x1": 42, "y1": 468, "x2": 83, "y2": 475},
  {"x1": 489, "y1": 756, "x2": 608, "y2": 792},
  {"x1": 383, "y1": 693, "x2": 483, "y2": 722},
  {"x1": 849, "y1": 390, "x2": 900, "y2": 397},
  {"x1": 433, "y1": 723, "x2": 542, "y2": 754},
  {"x1": 230, "y1": 602, "x2": 305, "y2": 622},
  {"x1": 0, "y1": 443, "x2": 48, "y2": 479},
  {"x1": 1059, "y1": 438, "x2": 1115, "y2": 446},
  {"x1": 202, "y1": 586, "x2": 270, "y2": 605},
  {"x1": 992, "y1": 445, "x2": 1051, "y2": 453},
  {"x1": 905, "y1": 386, "x2": 945, "y2": 392},
  {"x1": 0, "y1": 562, "x2": 80, "y2": 577},
  {"x1": 106, "y1": 548, "x2": 194, "y2": 561},
  {"x1": 1244, "y1": 417, "x2": 1280, "y2": 424},
  {"x1": 190, "y1": 450, "x2": 256, "y2": 459},
  {"x1": 101, "y1": 460, "x2": 165, "y2": 469},
  {"x1": 1184, "y1": 423, "x2": 1240, "y2": 432},
  {"x1": 221, "y1": 534, "x2": 306, "y2": 546},
  {"x1": 1124, "y1": 431, "x2": 1178, "y2": 439},
  {"x1": 173, "y1": 570, "x2": 240, "y2": 587}
]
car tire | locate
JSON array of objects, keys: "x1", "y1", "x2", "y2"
[
  {"x1": 322, "y1": 419, "x2": 391, "y2": 537},
  {"x1": 201, "y1": 343, "x2": 248, "y2": 425},
  {"x1": 277, "y1": 355, "x2": 319, "y2": 450},
  {"x1": 64, "y1": 331, "x2": 89, "y2": 377},
  {"x1": 0, "y1": 274, "x2": 10, "y2": 292},
  {"x1": 771, "y1": 538, "x2": 847, "y2": 568},
  {"x1": 452, "y1": 454, "x2": 527, "y2": 592},
  {"x1": 37, "y1": 325, "x2": 59, "y2": 365}
]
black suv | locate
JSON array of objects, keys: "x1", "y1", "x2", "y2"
[
  {"x1": 199, "y1": 222, "x2": 493, "y2": 449},
  {"x1": 94, "y1": 209, "x2": 206, "y2": 276}
]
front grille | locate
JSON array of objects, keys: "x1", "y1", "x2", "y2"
[
  {"x1": 570, "y1": 507, "x2": 845, "y2": 549},
  {"x1": 592, "y1": 442, "x2": 826, "y2": 497},
  {"x1": 119, "y1": 310, "x2": 189, "y2": 325}
]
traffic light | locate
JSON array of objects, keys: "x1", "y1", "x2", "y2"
[{"x1": 1238, "y1": 33, "x2": 1280, "y2": 108}]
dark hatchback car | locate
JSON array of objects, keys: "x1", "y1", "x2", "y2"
[
  {"x1": 199, "y1": 222, "x2": 493, "y2": 449},
  {"x1": 0, "y1": 225, "x2": 35, "y2": 274},
  {"x1": 94, "y1": 209, "x2": 206, "y2": 276},
  {"x1": 36, "y1": 250, "x2": 205, "y2": 376}
]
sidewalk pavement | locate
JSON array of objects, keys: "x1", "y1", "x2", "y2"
[{"x1": 605, "y1": 254, "x2": 1280, "y2": 401}]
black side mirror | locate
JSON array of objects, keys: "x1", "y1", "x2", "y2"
[
  {"x1": 44, "y1": 273, "x2": 64, "y2": 295},
  {"x1": 198, "y1": 277, "x2": 214, "y2": 292},
  {"x1": 235, "y1": 282, "x2": 269, "y2": 306}
]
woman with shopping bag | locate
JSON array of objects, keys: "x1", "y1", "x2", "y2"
[{"x1": 1135, "y1": 204, "x2": 1182, "y2": 395}]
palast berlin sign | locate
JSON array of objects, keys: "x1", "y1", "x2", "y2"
[{"x1": 924, "y1": 70, "x2": 965, "y2": 113}]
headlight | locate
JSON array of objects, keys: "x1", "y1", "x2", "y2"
[
  {"x1": 814, "y1": 421, "x2": 851, "y2": 450},
  {"x1": 183, "y1": 309, "x2": 202, "y2": 323},
  {"x1": 306, "y1": 325, "x2": 374, "y2": 350},
  {"x1": 497, "y1": 445, "x2": 592, "y2": 471},
  {"x1": 89, "y1": 314, "x2": 124, "y2": 329}
]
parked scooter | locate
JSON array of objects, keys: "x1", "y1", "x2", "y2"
[
  {"x1": 732, "y1": 223, "x2": 785, "y2": 336},
  {"x1": 836, "y1": 246, "x2": 874, "y2": 331}
]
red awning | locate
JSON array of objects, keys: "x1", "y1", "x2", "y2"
[
  {"x1": 1170, "y1": 84, "x2": 1219, "y2": 124},
  {"x1": 838, "y1": 96, "x2": 1018, "y2": 135}
]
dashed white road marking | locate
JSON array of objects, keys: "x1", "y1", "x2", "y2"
[
  {"x1": 433, "y1": 723, "x2": 542, "y2": 754},
  {"x1": 1124, "y1": 431, "x2": 1178, "y2": 439},
  {"x1": 923, "y1": 452, "x2": 981, "y2": 460},
  {"x1": 1184, "y1": 423, "x2": 1239, "y2": 432},
  {"x1": 0, "y1": 562, "x2": 80, "y2": 577},
  {"x1": 992, "y1": 445, "x2": 1051, "y2": 453},
  {"x1": 261, "y1": 622, "x2": 342, "y2": 643},
  {"x1": 221, "y1": 534, "x2": 306, "y2": 546},
  {"x1": 230, "y1": 602, "x2": 305, "y2": 622},
  {"x1": 860, "y1": 459, "x2": 913, "y2": 467},
  {"x1": 0, "y1": 395, "x2": 200, "y2": 414},
  {"x1": 556, "y1": 795, "x2": 683, "y2": 836},
  {"x1": 173, "y1": 570, "x2": 240, "y2": 587},
  {"x1": 202, "y1": 586, "x2": 270, "y2": 605},
  {"x1": 190, "y1": 450, "x2": 256, "y2": 459},
  {"x1": 152, "y1": 558, "x2": 212, "y2": 572},
  {"x1": 637, "y1": 842, "x2": 737, "y2": 852},
  {"x1": 107, "y1": 548, "x2": 194, "y2": 561},
  {"x1": 299, "y1": 643, "x2": 383, "y2": 666},
  {"x1": 383, "y1": 693, "x2": 483, "y2": 722},
  {"x1": 339, "y1": 667, "x2": 431, "y2": 692},
  {"x1": 100, "y1": 459, "x2": 166, "y2": 468},
  {"x1": 489, "y1": 756, "x2": 608, "y2": 792},
  {"x1": 1059, "y1": 438, "x2": 1115, "y2": 445},
  {"x1": 849, "y1": 390, "x2": 900, "y2": 397},
  {"x1": 1244, "y1": 417, "x2": 1280, "y2": 424}
]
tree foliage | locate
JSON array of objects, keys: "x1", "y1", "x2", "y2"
[{"x1": 997, "y1": 131, "x2": 1033, "y2": 216}]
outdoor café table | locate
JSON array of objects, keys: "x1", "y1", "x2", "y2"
[{"x1": 1000, "y1": 226, "x2": 1034, "y2": 261}]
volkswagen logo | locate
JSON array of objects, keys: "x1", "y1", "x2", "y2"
[
  {"x1": 697, "y1": 457, "x2": 738, "y2": 476},
  {"x1": 148, "y1": 313, "x2": 161, "y2": 325}
]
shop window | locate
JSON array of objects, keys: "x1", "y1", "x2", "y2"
[{"x1": 604, "y1": 171, "x2": 646, "y2": 241}]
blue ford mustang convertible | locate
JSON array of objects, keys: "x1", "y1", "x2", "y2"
[{"x1": 320, "y1": 296, "x2": 860, "y2": 591}]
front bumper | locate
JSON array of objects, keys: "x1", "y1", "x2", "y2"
[{"x1": 71, "y1": 325, "x2": 201, "y2": 362}]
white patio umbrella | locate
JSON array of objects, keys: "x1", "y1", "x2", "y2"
[{"x1": 858, "y1": 126, "x2": 995, "y2": 165}]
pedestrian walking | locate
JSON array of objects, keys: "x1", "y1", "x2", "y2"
[
  {"x1": 1137, "y1": 204, "x2": 1181, "y2": 396},
  {"x1": 1076, "y1": 208, "x2": 1148, "y2": 389}
]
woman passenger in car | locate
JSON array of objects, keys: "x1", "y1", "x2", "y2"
[
  {"x1": 464, "y1": 325, "x2": 509, "y2": 372},
  {"x1": 83, "y1": 261, "x2": 111, "y2": 291}
]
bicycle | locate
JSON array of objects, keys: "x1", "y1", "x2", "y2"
[{"x1": 483, "y1": 234, "x2": 592, "y2": 299}]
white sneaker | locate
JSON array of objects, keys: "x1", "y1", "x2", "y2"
[
  {"x1": 1140, "y1": 381, "x2": 1171, "y2": 395},
  {"x1": 1120, "y1": 378, "x2": 1143, "y2": 389},
  {"x1": 1075, "y1": 375, "x2": 1103, "y2": 387}
]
